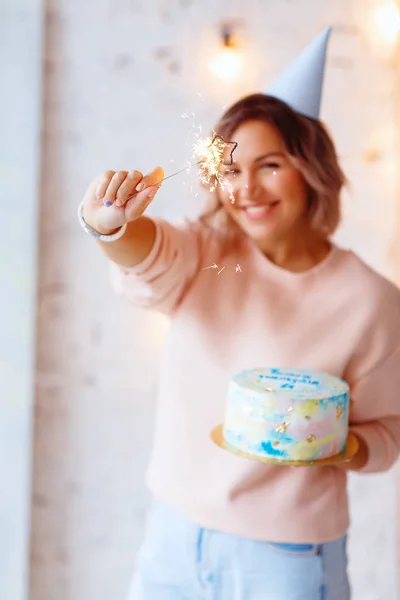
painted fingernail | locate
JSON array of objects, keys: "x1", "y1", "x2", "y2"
[
  {"x1": 136, "y1": 182, "x2": 145, "y2": 192},
  {"x1": 104, "y1": 200, "x2": 112, "y2": 207}
]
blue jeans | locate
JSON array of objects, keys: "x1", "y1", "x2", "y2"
[{"x1": 128, "y1": 501, "x2": 350, "y2": 600}]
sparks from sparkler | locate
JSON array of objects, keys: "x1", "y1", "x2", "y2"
[
  {"x1": 185, "y1": 107, "x2": 237, "y2": 203},
  {"x1": 104, "y1": 133, "x2": 237, "y2": 206},
  {"x1": 192, "y1": 132, "x2": 237, "y2": 203},
  {"x1": 202, "y1": 263, "x2": 242, "y2": 274}
]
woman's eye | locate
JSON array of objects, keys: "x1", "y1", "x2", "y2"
[
  {"x1": 261, "y1": 163, "x2": 279, "y2": 170},
  {"x1": 222, "y1": 169, "x2": 239, "y2": 177}
]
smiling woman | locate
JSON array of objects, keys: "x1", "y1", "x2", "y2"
[
  {"x1": 220, "y1": 119, "x2": 311, "y2": 251},
  {"x1": 78, "y1": 28, "x2": 400, "y2": 600},
  {"x1": 200, "y1": 94, "x2": 346, "y2": 271}
]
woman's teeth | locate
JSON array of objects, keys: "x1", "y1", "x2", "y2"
[
  {"x1": 244, "y1": 202, "x2": 279, "y2": 216},
  {"x1": 246, "y1": 205, "x2": 270, "y2": 215}
]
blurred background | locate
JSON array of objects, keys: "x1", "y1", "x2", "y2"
[{"x1": 2, "y1": 0, "x2": 400, "y2": 599}]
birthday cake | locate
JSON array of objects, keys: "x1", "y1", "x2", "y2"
[{"x1": 223, "y1": 368, "x2": 349, "y2": 462}]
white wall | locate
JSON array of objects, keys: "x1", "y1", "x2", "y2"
[
  {"x1": 28, "y1": 1, "x2": 399, "y2": 599},
  {"x1": 0, "y1": 2, "x2": 44, "y2": 600}
]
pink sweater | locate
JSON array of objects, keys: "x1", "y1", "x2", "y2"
[{"x1": 110, "y1": 218, "x2": 400, "y2": 543}]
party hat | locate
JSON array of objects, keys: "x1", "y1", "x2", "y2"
[{"x1": 265, "y1": 27, "x2": 332, "y2": 119}]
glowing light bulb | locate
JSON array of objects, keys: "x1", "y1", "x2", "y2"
[
  {"x1": 208, "y1": 27, "x2": 243, "y2": 81},
  {"x1": 209, "y1": 47, "x2": 243, "y2": 81},
  {"x1": 373, "y1": 1, "x2": 400, "y2": 44}
]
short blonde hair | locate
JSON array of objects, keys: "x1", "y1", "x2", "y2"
[{"x1": 200, "y1": 94, "x2": 346, "y2": 237}]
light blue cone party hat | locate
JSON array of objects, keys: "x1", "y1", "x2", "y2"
[{"x1": 265, "y1": 27, "x2": 332, "y2": 120}]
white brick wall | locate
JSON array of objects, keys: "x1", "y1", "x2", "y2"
[{"x1": 29, "y1": 1, "x2": 400, "y2": 599}]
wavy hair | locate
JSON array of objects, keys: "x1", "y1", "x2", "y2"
[{"x1": 199, "y1": 94, "x2": 346, "y2": 237}]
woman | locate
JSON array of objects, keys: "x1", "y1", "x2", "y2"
[{"x1": 79, "y1": 94, "x2": 400, "y2": 599}]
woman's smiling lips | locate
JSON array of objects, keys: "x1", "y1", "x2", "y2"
[{"x1": 236, "y1": 201, "x2": 280, "y2": 220}]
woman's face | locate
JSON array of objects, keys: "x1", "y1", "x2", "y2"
[{"x1": 219, "y1": 120, "x2": 311, "y2": 245}]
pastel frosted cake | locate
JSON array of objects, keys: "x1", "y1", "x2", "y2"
[{"x1": 223, "y1": 368, "x2": 349, "y2": 462}]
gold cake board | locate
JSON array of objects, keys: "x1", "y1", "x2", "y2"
[{"x1": 210, "y1": 424, "x2": 359, "y2": 467}]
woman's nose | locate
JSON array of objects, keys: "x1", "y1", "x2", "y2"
[{"x1": 238, "y1": 173, "x2": 260, "y2": 199}]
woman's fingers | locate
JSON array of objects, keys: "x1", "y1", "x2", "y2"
[
  {"x1": 135, "y1": 166, "x2": 164, "y2": 193},
  {"x1": 102, "y1": 171, "x2": 130, "y2": 206},
  {"x1": 115, "y1": 170, "x2": 144, "y2": 207},
  {"x1": 124, "y1": 184, "x2": 161, "y2": 221},
  {"x1": 122, "y1": 166, "x2": 164, "y2": 215},
  {"x1": 95, "y1": 170, "x2": 116, "y2": 200},
  {"x1": 82, "y1": 166, "x2": 165, "y2": 229},
  {"x1": 116, "y1": 166, "x2": 164, "y2": 210}
]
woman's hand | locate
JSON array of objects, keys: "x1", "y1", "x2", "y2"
[
  {"x1": 81, "y1": 167, "x2": 164, "y2": 234},
  {"x1": 336, "y1": 433, "x2": 368, "y2": 471}
]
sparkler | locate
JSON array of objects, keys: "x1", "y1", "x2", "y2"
[
  {"x1": 104, "y1": 134, "x2": 237, "y2": 206},
  {"x1": 193, "y1": 133, "x2": 237, "y2": 203},
  {"x1": 193, "y1": 134, "x2": 237, "y2": 185}
]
